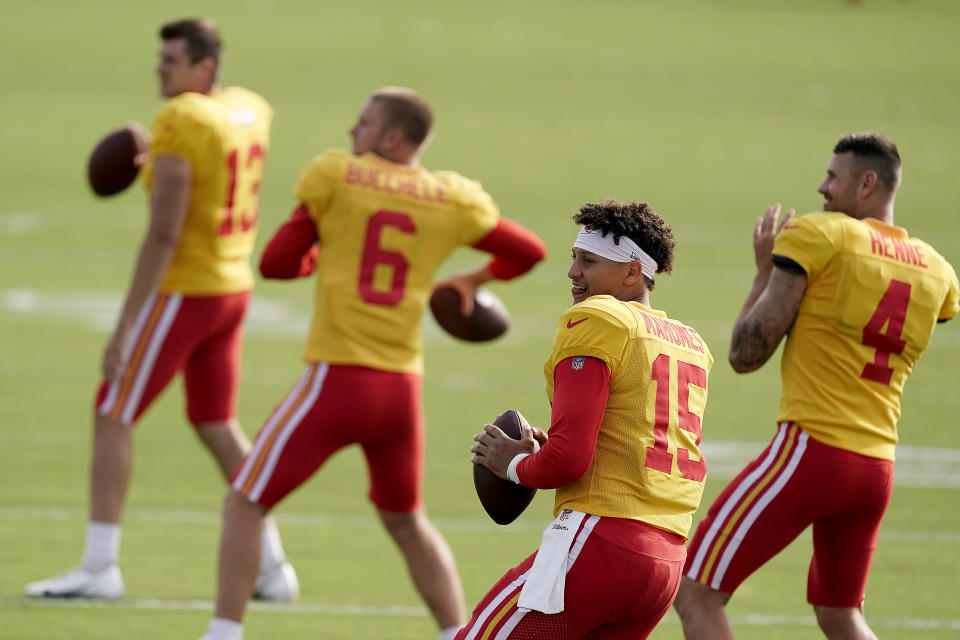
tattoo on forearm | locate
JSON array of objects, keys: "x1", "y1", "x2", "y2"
[
  {"x1": 729, "y1": 281, "x2": 803, "y2": 370},
  {"x1": 731, "y1": 320, "x2": 769, "y2": 368}
]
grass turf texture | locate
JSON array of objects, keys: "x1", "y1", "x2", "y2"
[{"x1": 1, "y1": 0, "x2": 958, "y2": 638}]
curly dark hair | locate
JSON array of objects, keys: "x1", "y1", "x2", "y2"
[{"x1": 572, "y1": 200, "x2": 676, "y2": 282}]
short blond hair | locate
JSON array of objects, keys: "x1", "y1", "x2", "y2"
[{"x1": 370, "y1": 87, "x2": 433, "y2": 146}]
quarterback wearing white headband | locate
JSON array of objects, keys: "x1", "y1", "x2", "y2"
[
  {"x1": 573, "y1": 226, "x2": 659, "y2": 279},
  {"x1": 567, "y1": 220, "x2": 664, "y2": 306},
  {"x1": 465, "y1": 200, "x2": 712, "y2": 640}
]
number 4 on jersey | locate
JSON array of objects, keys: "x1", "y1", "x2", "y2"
[{"x1": 860, "y1": 279, "x2": 911, "y2": 386}]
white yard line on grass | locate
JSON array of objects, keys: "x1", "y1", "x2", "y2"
[
  {"x1": 1, "y1": 506, "x2": 959, "y2": 543},
  {"x1": 701, "y1": 440, "x2": 960, "y2": 489},
  {"x1": 0, "y1": 288, "x2": 533, "y2": 346},
  {"x1": 0, "y1": 211, "x2": 41, "y2": 234},
  {"x1": 0, "y1": 289, "x2": 310, "y2": 337},
  {"x1": 0, "y1": 597, "x2": 958, "y2": 631},
  {"x1": 0, "y1": 596, "x2": 425, "y2": 616}
]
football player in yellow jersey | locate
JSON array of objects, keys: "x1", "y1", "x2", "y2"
[
  {"x1": 199, "y1": 87, "x2": 546, "y2": 640},
  {"x1": 675, "y1": 133, "x2": 960, "y2": 640},
  {"x1": 461, "y1": 201, "x2": 713, "y2": 640},
  {"x1": 25, "y1": 18, "x2": 298, "y2": 602}
]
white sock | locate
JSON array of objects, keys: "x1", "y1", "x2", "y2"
[
  {"x1": 439, "y1": 625, "x2": 461, "y2": 640},
  {"x1": 206, "y1": 617, "x2": 243, "y2": 640},
  {"x1": 81, "y1": 522, "x2": 121, "y2": 572},
  {"x1": 259, "y1": 521, "x2": 286, "y2": 573}
]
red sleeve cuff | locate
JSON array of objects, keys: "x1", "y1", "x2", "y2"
[
  {"x1": 259, "y1": 204, "x2": 319, "y2": 279},
  {"x1": 471, "y1": 217, "x2": 546, "y2": 281}
]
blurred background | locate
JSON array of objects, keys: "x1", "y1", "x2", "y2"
[{"x1": 1, "y1": 1, "x2": 958, "y2": 638}]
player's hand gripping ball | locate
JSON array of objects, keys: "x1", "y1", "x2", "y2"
[
  {"x1": 473, "y1": 409, "x2": 537, "y2": 525},
  {"x1": 87, "y1": 122, "x2": 150, "y2": 197},
  {"x1": 429, "y1": 286, "x2": 509, "y2": 342}
]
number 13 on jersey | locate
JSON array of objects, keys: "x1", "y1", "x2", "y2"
[
  {"x1": 218, "y1": 144, "x2": 265, "y2": 236},
  {"x1": 644, "y1": 353, "x2": 708, "y2": 482}
]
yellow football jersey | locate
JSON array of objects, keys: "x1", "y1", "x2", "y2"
[
  {"x1": 143, "y1": 87, "x2": 273, "y2": 295},
  {"x1": 543, "y1": 296, "x2": 714, "y2": 538},
  {"x1": 774, "y1": 212, "x2": 960, "y2": 460},
  {"x1": 295, "y1": 150, "x2": 500, "y2": 373}
]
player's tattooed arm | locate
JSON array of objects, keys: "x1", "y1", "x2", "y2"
[{"x1": 729, "y1": 267, "x2": 807, "y2": 373}]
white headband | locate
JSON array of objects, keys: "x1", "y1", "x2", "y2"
[{"x1": 573, "y1": 227, "x2": 659, "y2": 278}]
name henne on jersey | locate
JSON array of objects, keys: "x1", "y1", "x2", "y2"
[{"x1": 868, "y1": 230, "x2": 928, "y2": 269}]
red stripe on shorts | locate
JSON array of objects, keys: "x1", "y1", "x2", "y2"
[
  {"x1": 238, "y1": 363, "x2": 321, "y2": 496},
  {"x1": 687, "y1": 423, "x2": 808, "y2": 588},
  {"x1": 459, "y1": 515, "x2": 600, "y2": 640},
  {"x1": 107, "y1": 294, "x2": 169, "y2": 420}
]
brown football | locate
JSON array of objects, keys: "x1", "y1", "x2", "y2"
[
  {"x1": 429, "y1": 286, "x2": 509, "y2": 342},
  {"x1": 473, "y1": 409, "x2": 537, "y2": 525},
  {"x1": 87, "y1": 123, "x2": 150, "y2": 197}
]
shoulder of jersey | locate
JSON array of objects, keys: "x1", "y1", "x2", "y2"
[
  {"x1": 157, "y1": 91, "x2": 220, "y2": 127},
  {"x1": 221, "y1": 85, "x2": 267, "y2": 103},
  {"x1": 432, "y1": 169, "x2": 485, "y2": 202},
  {"x1": 316, "y1": 148, "x2": 351, "y2": 163},
  {"x1": 876, "y1": 221, "x2": 954, "y2": 269},
  {"x1": 797, "y1": 212, "x2": 953, "y2": 267},
  {"x1": 562, "y1": 296, "x2": 635, "y2": 329},
  {"x1": 162, "y1": 91, "x2": 216, "y2": 112},
  {"x1": 224, "y1": 86, "x2": 273, "y2": 118},
  {"x1": 163, "y1": 89, "x2": 272, "y2": 124},
  {"x1": 912, "y1": 236, "x2": 956, "y2": 275},
  {"x1": 303, "y1": 148, "x2": 350, "y2": 173},
  {"x1": 293, "y1": 149, "x2": 349, "y2": 197},
  {"x1": 787, "y1": 210, "x2": 846, "y2": 230},
  {"x1": 432, "y1": 168, "x2": 471, "y2": 185},
  {"x1": 777, "y1": 211, "x2": 853, "y2": 250}
]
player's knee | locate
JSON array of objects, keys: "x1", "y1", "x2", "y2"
[
  {"x1": 223, "y1": 487, "x2": 265, "y2": 515},
  {"x1": 94, "y1": 410, "x2": 128, "y2": 432},
  {"x1": 223, "y1": 487, "x2": 245, "y2": 511},
  {"x1": 92, "y1": 412, "x2": 133, "y2": 449},
  {"x1": 379, "y1": 509, "x2": 430, "y2": 542},
  {"x1": 674, "y1": 577, "x2": 727, "y2": 620},
  {"x1": 190, "y1": 414, "x2": 236, "y2": 431},
  {"x1": 814, "y1": 605, "x2": 876, "y2": 640},
  {"x1": 672, "y1": 577, "x2": 697, "y2": 618}
]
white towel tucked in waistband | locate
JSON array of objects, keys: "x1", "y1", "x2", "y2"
[{"x1": 518, "y1": 509, "x2": 587, "y2": 614}]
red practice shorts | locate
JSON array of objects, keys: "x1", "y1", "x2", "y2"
[
  {"x1": 684, "y1": 422, "x2": 894, "y2": 607},
  {"x1": 230, "y1": 362, "x2": 424, "y2": 512},
  {"x1": 457, "y1": 516, "x2": 686, "y2": 640},
  {"x1": 95, "y1": 291, "x2": 249, "y2": 427}
]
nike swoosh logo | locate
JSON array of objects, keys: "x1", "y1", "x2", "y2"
[{"x1": 566, "y1": 318, "x2": 588, "y2": 329}]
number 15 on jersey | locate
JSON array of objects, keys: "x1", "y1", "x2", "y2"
[{"x1": 644, "y1": 354, "x2": 708, "y2": 482}]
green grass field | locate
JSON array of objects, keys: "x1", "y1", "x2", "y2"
[{"x1": 2, "y1": 1, "x2": 958, "y2": 638}]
